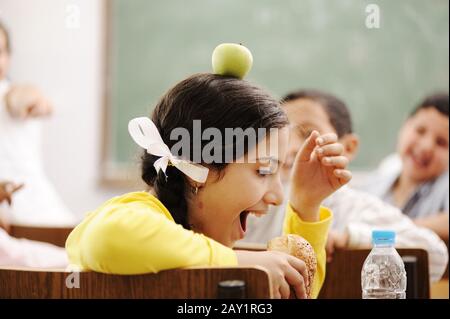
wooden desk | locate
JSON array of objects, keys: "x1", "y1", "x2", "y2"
[
  {"x1": 8, "y1": 225, "x2": 73, "y2": 247},
  {"x1": 0, "y1": 266, "x2": 271, "y2": 299},
  {"x1": 318, "y1": 248, "x2": 430, "y2": 299}
]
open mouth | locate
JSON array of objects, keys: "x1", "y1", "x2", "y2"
[
  {"x1": 239, "y1": 210, "x2": 268, "y2": 233},
  {"x1": 410, "y1": 153, "x2": 431, "y2": 169},
  {"x1": 239, "y1": 211, "x2": 250, "y2": 232}
]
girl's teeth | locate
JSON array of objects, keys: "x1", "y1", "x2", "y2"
[{"x1": 250, "y1": 211, "x2": 265, "y2": 217}]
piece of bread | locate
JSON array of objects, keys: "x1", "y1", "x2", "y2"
[{"x1": 267, "y1": 234, "x2": 317, "y2": 298}]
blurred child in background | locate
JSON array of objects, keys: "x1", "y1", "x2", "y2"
[
  {"x1": 363, "y1": 93, "x2": 449, "y2": 242},
  {"x1": 0, "y1": 20, "x2": 75, "y2": 227},
  {"x1": 240, "y1": 89, "x2": 448, "y2": 282}
]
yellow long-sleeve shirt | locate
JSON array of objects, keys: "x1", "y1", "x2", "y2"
[{"x1": 66, "y1": 191, "x2": 332, "y2": 298}]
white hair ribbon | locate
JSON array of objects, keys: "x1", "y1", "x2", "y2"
[{"x1": 128, "y1": 117, "x2": 209, "y2": 183}]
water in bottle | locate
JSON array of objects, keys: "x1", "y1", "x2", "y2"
[{"x1": 361, "y1": 230, "x2": 407, "y2": 299}]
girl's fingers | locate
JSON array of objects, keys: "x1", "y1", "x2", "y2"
[
  {"x1": 321, "y1": 156, "x2": 349, "y2": 168},
  {"x1": 284, "y1": 265, "x2": 307, "y2": 299},
  {"x1": 279, "y1": 280, "x2": 291, "y2": 299},
  {"x1": 297, "y1": 130, "x2": 320, "y2": 162},
  {"x1": 316, "y1": 143, "x2": 344, "y2": 157},
  {"x1": 273, "y1": 290, "x2": 281, "y2": 299},
  {"x1": 286, "y1": 256, "x2": 309, "y2": 288},
  {"x1": 316, "y1": 133, "x2": 338, "y2": 146},
  {"x1": 333, "y1": 169, "x2": 352, "y2": 184}
]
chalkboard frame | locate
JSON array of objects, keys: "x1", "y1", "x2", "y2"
[{"x1": 101, "y1": 1, "x2": 142, "y2": 188}]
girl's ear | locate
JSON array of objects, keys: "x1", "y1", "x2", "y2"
[
  {"x1": 339, "y1": 133, "x2": 360, "y2": 162},
  {"x1": 185, "y1": 174, "x2": 208, "y2": 194}
]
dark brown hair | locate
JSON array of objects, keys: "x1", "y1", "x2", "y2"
[
  {"x1": 282, "y1": 89, "x2": 352, "y2": 138},
  {"x1": 411, "y1": 92, "x2": 449, "y2": 118},
  {"x1": 142, "y1": 73, "x2": 288, "y2": 229}
]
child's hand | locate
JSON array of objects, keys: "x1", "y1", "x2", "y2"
[
  {"x1": 0, "y1": 181, "x2": 23, "y2": 205},
  {"x1": 325, "y1": 230, "x2": 349, "y2": 262},
  {"x1": 5, "y1": 85, "x2": 53, "y2": 119},
  {"x1": 0, "y1": 181, "x2": 24, "y2": 232},
  {"x1": 236, "y1": 250, "x2": 309, "y2": 299},
  {"x1": 0, "y1": 181, "x2": 24, "y2": 205},
  {"x1": 290, "y1": 131, "x2": 352, "y2": 222}
]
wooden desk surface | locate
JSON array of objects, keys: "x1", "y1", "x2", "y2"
[
  {"x1": 431, "y1": 279, "x2": 449, "y2": 299},
  {"x1": 9, "y1": 225, "x2": 73, "y2": 247}
]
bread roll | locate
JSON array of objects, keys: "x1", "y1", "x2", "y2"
[{"x1": 267, "y1": 234, "x2": 317, "y2": 298}]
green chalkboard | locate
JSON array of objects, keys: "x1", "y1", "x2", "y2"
[{"x1": 104, "y1": 0, "x2": 449, "y2": 181}]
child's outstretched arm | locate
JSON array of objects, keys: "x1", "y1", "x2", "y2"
[{"x1": 5, "y1": 85, "x2": 53, "y2": 119}]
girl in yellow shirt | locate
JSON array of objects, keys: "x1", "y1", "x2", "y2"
[{"x1": 66, "y1": 73, "x2": 352, "y2": 299}]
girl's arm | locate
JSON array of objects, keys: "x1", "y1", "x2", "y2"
[
  {"x1": 66, "y1": 202, "x2": 311, "y2": 299},
  {"x1": 283, "y1": 204, "x2": 332, "y2": 298},
  {"x1": 66, "y1": 203, "x2": 237, "y2": 274}
]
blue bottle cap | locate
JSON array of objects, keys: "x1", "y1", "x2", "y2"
[{"x1": 372, "y1": 230, "x2": 396, "y2": 245}]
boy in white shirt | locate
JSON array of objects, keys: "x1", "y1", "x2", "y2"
[
  {"x1": 239, "y1": 89, "x2": 448, "y2": 282},
  {"x1": 363, "y1": 93, "x2": 449, "y2": 241}
]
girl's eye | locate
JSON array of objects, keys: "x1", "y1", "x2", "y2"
[{"x1": 256, "y1": 157, "x2": 279, "y2": 177}]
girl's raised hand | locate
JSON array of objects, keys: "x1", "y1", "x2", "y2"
[{"x1": 290, "y1": 130, "x2": 352, "y2": 222}]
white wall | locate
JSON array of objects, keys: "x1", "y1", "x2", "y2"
[{"x1": 0, "y1": 0, "x2": 122, "y2": 220}]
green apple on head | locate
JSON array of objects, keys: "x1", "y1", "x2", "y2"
[{"x1": 212, "y1": 43, "x2": 253, "y2": 79}]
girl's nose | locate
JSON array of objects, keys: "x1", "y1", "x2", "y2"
[{"x1": 264, "y1": 177, "x2": 284, "y2": 206}]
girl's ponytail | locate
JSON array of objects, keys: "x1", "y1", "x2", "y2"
[{"x1": 141, "y1": 153, "x2": 189, "y2": 229}]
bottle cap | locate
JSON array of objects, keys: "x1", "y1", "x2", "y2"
[{"x1": 372, "y1": 230, "x2": 396, "y2": 245}]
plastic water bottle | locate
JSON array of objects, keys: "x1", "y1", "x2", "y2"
[{"x1": 361, "y1": 230, "x2": 407, "y2": 299}]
